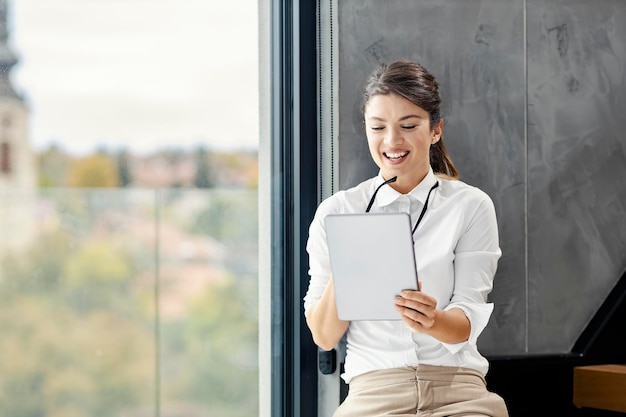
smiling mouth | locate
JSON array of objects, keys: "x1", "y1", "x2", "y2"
[{"x1": 384, "y1": 151, "x2": 409, "y2": 160}]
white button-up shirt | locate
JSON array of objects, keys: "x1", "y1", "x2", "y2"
[{"x1": 304, "y1": 168, "x2": 501, "y2": 383}]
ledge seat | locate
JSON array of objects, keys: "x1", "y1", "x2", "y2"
[{"x1": 573, "y1": 364, "x2": 626, "y2": 413}]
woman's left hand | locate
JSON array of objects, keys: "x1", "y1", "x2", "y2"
[{"x1": 393, "y1": 281, "x2": 439, "y2": 333}]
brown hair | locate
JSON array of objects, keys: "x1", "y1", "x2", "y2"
[{"x1": 362, "y1": 60, "x2": 459, "y2": 179}]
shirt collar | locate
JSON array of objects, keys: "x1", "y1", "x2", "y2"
[{"x1": 373, "y1": 168, "x2": 439, "y2": 208}]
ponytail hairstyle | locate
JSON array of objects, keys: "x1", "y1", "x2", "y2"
[{"x1": 361, "y1": 60, "x2": 459, "y2": 179}]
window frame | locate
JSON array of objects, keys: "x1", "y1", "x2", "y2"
[{"x1": 265, "y1": 0, "x2": 320, "y2": 416}]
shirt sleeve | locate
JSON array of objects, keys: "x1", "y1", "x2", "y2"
[
  {"x1": 303, "y1": 196, "x2": 338, "y2": 316},
  {"x1": 441, "y1": 194, "x2": 501, "y2": 354}
]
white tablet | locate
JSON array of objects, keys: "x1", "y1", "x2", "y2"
[{"x1": 324, "y1": 212, "x2": 419, "y2": 321}]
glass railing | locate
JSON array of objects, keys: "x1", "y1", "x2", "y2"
[{"x1": 0, "y1": 188, "x2": 259, "y2": 417}]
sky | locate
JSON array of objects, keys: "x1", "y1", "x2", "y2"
[{"x1": 8, "y1": 0, "x2": 259, "y2": 156}]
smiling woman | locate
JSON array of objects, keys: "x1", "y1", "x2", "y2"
[
  {"x1": 304, "y1": 60, "x2": 509, "y2": 417},
  {"x1": 10, "y1": 0, "x2": 259, "y2": 155}
]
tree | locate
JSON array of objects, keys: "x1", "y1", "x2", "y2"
[
  {"x1": 160, "y1": 276, "x2": 258, "y2": 417},
  {"x1": 194, "y1": 146, "x2": 214, "y2": 188},
  {"x1": 67, "y1": 154, "x2": 119, "y2": 188},
  {"x1": 116, "y1": 150, "x2": 132, "y2": 187},
  {"x1": 38, "y1": 144, "x2": 71, "y2": 187},
  {"x1": 191, "y1": 191, "x2": 258, "y2": 242},
  {"x1": 0, "y1": 298, "x2": 155, "y2": 417},
  {"x1": 63, "y1": 240, "x2": 131, "y2": 313},
  {"x1": 0, "y1": 231, "x2": 155, "y2": 417}
]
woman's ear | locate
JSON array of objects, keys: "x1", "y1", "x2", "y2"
[{"x1": 431, "y1": 118, "x2": 444, "y2": 144}]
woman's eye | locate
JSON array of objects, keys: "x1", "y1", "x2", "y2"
[
  {"x1": 401, "y1": 125, "x2": 416, "y2": 130},
  {"x1": 370, "y1": 126, "x2": 384, "y2": 131}
]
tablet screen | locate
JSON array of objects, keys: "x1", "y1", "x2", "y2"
[{"x1": 324, "y1": 212, "x2": 419, "y2": 320}]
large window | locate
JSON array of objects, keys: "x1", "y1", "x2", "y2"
[{"x1": 1, "y1": 1, "x2": 261, "y2": 416}]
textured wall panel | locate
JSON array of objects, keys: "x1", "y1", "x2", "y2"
[{"x1": 526, "y1": 0, "x2": 626, "y2": 353}]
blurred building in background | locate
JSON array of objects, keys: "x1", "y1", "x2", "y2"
[
  {"x1": 0, "y1": 0, "x2": 35, "y2": 190},
  {"x1": 0, "y1": 0, "x2": 37, "y2": 260}
]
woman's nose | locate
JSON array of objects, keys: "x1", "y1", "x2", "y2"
[{"x1": 384, "y1": 127, "x2": 402, "y2": 145}]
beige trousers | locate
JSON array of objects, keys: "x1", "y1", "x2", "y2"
[{"x1": 333, "y1": 365, "x2": 509, "y2": 417}]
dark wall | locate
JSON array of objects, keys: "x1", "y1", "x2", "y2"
[{"x1": 333, "y1": 0, "x2": 626, "y2": 356}]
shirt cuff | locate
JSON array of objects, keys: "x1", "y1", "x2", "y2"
[{"x1": 440, "y1": 302, "x2": 494, "y2": 354}]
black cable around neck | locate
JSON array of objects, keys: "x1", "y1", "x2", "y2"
[
  {"x1": 411, "y1": 181, "x2": 439, "y2": 235},
  {"x1": 365, "y1": 176, "x2": 397, "y2": 213}
]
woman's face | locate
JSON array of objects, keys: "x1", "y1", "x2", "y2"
[{"x1": 364, "y1": 93, "x2": 442, "y2": 194}]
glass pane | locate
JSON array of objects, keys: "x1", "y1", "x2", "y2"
[
  {"x1": 0, "y1": 188, "x2": 159, "y2": 417},
  {"x1": 1, "y1": 0, "x2": 260, "y2": 415},
  {"x1": 158, "y1": 189, "x2": 259, "y2": 417},
  {"x1": 0, "y1": 188, "x2": 259, "y2": 416}
]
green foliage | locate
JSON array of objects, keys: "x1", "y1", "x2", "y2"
[
  {"x1": 0, "y1": 297, "x2": 154, "y2": 417},
  {"x1": 191, "y1": 191, "x2": 258, "y2": 242},
  {"x1": 68, "y1": 154, "x2": 119, "y2": 188},
  {"x1": 38, "y1": 144, "x2": 71, "y2": 187},
  {"x1": 194, "y1": 146, "x2": 214, "y2": 188},
  {"x1": 34, "y1": 145, "x2": 258, "y2": 189},
  {"x1": 63, "y1": 240, "x2": 132, "y2": 313},
  {"x1": 116, "y1": 150, "x2": 132, "y2": 187},
  {"x1": 161, "y1": 276, "x2": 259, "y2": 417},
  {"x1": 0, "y1": 229, "x2": 73, "y2": 297},
  {"x1": 65, "y1": 242, "x2": 129, "y2": 284},
  {"x1": 0, "y1": 190, "x2": 259, "y2": 416},
  {"x1": 0, "y1": 227, "x2": 154, "y2": 416}
]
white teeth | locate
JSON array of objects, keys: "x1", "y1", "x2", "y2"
[{"x1": 385, "y1": 151, "x2": 408, "y2": 159}]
